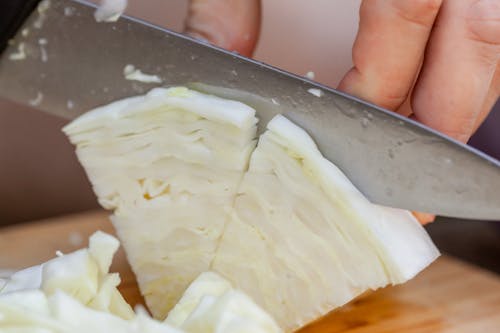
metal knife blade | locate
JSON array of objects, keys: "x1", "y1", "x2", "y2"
[{"x1": 0, "y1": 0, "x2": 499, "y2": 219}]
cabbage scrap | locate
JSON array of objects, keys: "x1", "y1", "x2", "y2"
[
  {"x1": 166, "y1": 272, "x2": 282, "y2": 333},
  {"x1": 0, "y1": 232, "x2": 143, "y2": 332},
  {"x1": 0, "y1": 232, "x2": 281, "y2": 333},
  {"x1": 1, "y1": 231, "x2": 133, "y2": 319}
]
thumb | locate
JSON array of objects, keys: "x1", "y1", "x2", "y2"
[{"x1": 185, "y1": 0, "x2": 261, "y2": 57}]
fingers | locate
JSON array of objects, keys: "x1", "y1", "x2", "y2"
[
  {"x1": 185, "y1": 0, "x2": 261, "y2": 57},
  {"x1": 411, "y1": 0, "x2": 500, "y2": 142},
  {"x1": 338, "y1": 0, "x2": 442, "y2": 111},
  {"x1": 412, "y1": 211, "x2": 436, "y2": 225}
]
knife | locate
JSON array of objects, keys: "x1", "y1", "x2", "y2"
[{"x1": 1, "y1": 0, "x2": 499, "y2": 220}]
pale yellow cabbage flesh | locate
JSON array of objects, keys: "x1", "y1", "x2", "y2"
[
  {"x1": 63, "y1": 87, "x2": 439, "y2": 331},
  {"x1": 0, "y1": 232, "x2": 281, "y2": 333}
]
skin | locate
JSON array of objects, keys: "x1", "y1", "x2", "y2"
[{"x1": 183, "y1": 0, "x2": 500, "y2": 224}]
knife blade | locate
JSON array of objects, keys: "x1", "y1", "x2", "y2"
[{"x1": 0, "y1": 0, "x2": 499, "y2": 220}]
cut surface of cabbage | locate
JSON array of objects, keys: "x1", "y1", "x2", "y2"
[
  {"x1": 64, "y1": 87, "x2": 258, "y2": 318},
  {"x1": 63, "y1": 87, "x2": 439, "y2": 331},
  {"x1": 212, "y1": 115, "x2": 439, "y2": 329}
]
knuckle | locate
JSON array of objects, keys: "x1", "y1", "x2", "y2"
[{"x1": 466, "y1": 0, "x2": 500, "y2": 45}]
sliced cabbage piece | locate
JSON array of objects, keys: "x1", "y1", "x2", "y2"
[
  {"x1": 63, "y1": 87, "x2": 258, "y2": 318},
  {"x1": 0, "y1": 231, "x2": 134, "y2": 320},
  {"x1": 64, "y1": 88, "x2": 439, "y2": 331},
  {"x1": 211, "y1": 115, "x2": 439, "y2": 330},
  {"x1": 166, "y1": 272, "x2": 232, "y2": 327},
  {"x1": 166, "y1": 272, "x2": 282, "y2": 333},
  {"x1": 0, "y1": 289, "x2": 183, "y2": 333},
  {"x1": 0, "y1": 231, "x2": 179, "y2": 332},
  {"x1": 47, "y1": 291, "x2": 182, "y2": 333},
  {"x1": 0, "y1": 233, "x2": 281, "y2": 333}
]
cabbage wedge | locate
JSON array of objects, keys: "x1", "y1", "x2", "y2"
[{"x1": 64, "y1": 87, "x2": 439, "y2": 331}]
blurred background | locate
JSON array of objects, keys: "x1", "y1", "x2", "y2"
[{"x1": 0, "y1": 0, "x2": 498, "y2": 273}]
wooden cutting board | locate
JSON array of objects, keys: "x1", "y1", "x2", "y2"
[{"x1": 1, "y1": 210, "x2": 499, "y2": 332}]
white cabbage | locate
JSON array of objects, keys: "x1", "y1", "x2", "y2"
[
  {"x1": 166, "y1": 272, "x2": 282, "y2": 333},
  {"x1": 94, "y1": 0, "x2": 128, "y2": 22},
  {"x1": 64, "y1": 87, "x2": 257, "y2": 317},
  {"x1": 63, "y1": 87, "x2": 439, "y2": 331},
  {"x1": 166, "y1": 272, "x2": 232, "y2": 327},
  {"x1": 212, "y1": 115, "x2": 439, "y2": 329},
  {"x1": 0, "y1": 233, "x2": 279, "y2": 333},
  {"x1": 0, "y1": 231, "x2": 134, "y2": 320}
]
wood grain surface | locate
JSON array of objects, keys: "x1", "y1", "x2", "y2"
[{"x1": 1, "y1": 210, "x2": 499, "y2": 332}]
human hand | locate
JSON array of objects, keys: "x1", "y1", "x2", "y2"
[
  {"x1": 338, "y1": 0, "x2": 500, "y2": 224},
  {"x1": 337, "y1": 0, "x2": 500, "y2": 144},
  {"x1": 186, "y1": 0, "x2": 500, "y2": 142},
  {"x1": 184, "y1": 0, "x2": 261, "y2": 58},
  {"x1": 183, "y1": 0, "x2": 499, "y2": 224},
  {"x1": 185, "y1": 0, "x2": 499, "y2": 142}
]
